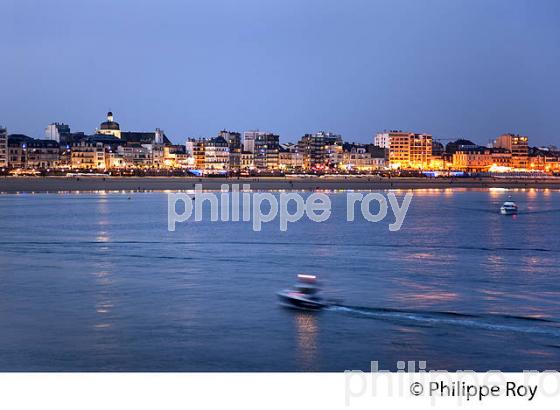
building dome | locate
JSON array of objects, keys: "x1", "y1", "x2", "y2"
[
  {"x1": 99, "y1": 111, "x2": 120, "y2": 131},
  {"x1": 99, "y1": 120, "x2": 120, "y2": 130}
]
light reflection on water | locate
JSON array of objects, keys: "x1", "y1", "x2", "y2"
[
  {"x1": 94, "y1": 198, "x2": 115, "y2": 332},
  {"x1": 392, "y1": 280, "x2": 459, "y2": 306},
  {"x1": 294, "y1": 312, "x2": 318, "y2": 371},
  {"x1": 92, "y1": 267, "x2": 114, "y2": 331}
]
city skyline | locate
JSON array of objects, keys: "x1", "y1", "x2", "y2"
[
  {"x1": 1, "y1": 0, "x2": 560, "y2": 145},
  {"x1": 1, "y1": 110, "x2": 555, "y2": 148},
  {"x1": 4, "y1": 111, "x2": 558, "y2": 174}
]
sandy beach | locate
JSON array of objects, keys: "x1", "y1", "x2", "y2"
[{"x1": 1, "y1": 176, "x2": 560, "y2": 193}]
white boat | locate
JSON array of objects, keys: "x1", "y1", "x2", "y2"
[
  {"x1": 500, "y1": 197, "x2": 518, "y2": 215},
  {"x1": 277, "y1": 274, "x2": 328, "y2": 310}
]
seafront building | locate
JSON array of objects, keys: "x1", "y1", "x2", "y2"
[
  {"x1": 203, "y1": 136, "x2": 230, "y2": 171},
  {"x1": 298, "y1": 132, "x2": 343, "y2": 170},
  {"x1": 373, "y1": 131, "x2": 392, "y2": 149},
  {"x1": 527, "y1": 147, "x2": 560, "y2": 172},
  {"x1": 248, "y1": 132, "x2": 280, "y2": 170},
  {"x1": 163, "y1": 145, "x2": 188, "y2": 168},
  {"x1": 493, "y1": 133, "x2": 529, "y2": 169},
  {"x1": 71, "y1": 141, "x2": 106, "y2": 170},
  {"x1": 44, "y1": 123, "x2": 70, "y2": 142},
  {"x1": 0, "y1": 126, "x2": 8, "y2": 168},
  {"x1": 116, "y1": 145, "x2": 151, "y2": 168},
  {"x1": 490, "y1": 148, "x2": 513, "y2": 169},
  {"x1": 185, "y1": 136, "x2": 230, "y2": 172},
  {"x1": 452, "y1": 148, "x2": 493, "y2": 172},
  {"x1": 279, "y1": 143, "x2": 304, "y2": 171},
  {"x1": 445, "y1": 139, "x2": 478, "y2": 154},
  {"x1": 6, "y1": 134, "x2": 33, "y2": 168},
  {"x1": 451, "y1": 147, "x2": 517, "y2": 172},
  {"x1": 185, "y1": 138, "x2": 205, "y2": 169},
  {"x1": 219, "y1": 130, "x2": 242, "y2": 171},
  {"x1": 375, "y1": 131, "x2": 433, "y2": 169},
  {"x1": 241, "y1": 151, "x2": 255, "y2": 170},
  {"x1": 25, "y1": 139, "x2": 60, "y2": 169},
  {"x1": 341, "y1": 145, "x2": 387, "y2": 172}
]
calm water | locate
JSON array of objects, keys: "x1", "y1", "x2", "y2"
[{"x1": 1, "y1": 188, "x2": 560, "y2": 371}]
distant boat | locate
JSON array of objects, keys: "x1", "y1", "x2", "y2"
[
  {"x1": 500, "y1": 196, "x2": 518, "y2": 215},
  {"x1": 277, "y1": 274, "x2": 328, "y2": 311}
]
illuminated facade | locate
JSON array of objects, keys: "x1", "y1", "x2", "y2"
[
  {"x1": 25, "y1": 140, "x2": 60, "y2": 169},
  {"x1": 298, "y1": 132, "x2": 343, "y2": 170},
  {"x1": 7, "y1": 140, "x2": 26, "y2": 168},
  {"x1": 493, "y1": 134, "x2": 529, "y2": 168},
  {"x1": 241, "y1": 151, "x2": 254, "y2": 170},
  {"x1": 279, "y1": 143, "x2": 304, "y2": 170},
  {"x1": 491, "y1": 149, "x2": 512, "y2": 168},
  {"x1": 383, "y1": 131, "x2": 432, "y2": 169},
  {"x1": 162, "y1": 145, "x2": 188, "y2": 168},
  {"x1": 185, "y1": 137, "x2": 230, "y2": 171},
  {"x1": 242, "y1": 131, "x2": 279, "y2": 170},
  {"x1": 253, "y1": 133, "x2": 279, "y2": 170},
  {"x1": 325, "y1": 143, "x2": 344, "y2": 169},
  {"x1": 116, "y1": 145, "x2": 152, "y2": 167},
  {"x1": 185, "y1": 139, "x2": 206, "y2": 169},
  {"x1": 242, "y1": 131, "x2": 258, "y2": 153},
  {"x1": 105, "y1": 152, "x2": 129, "y2": 169},
  {"x1": 374, "y1": 131, "x2": 393, "y2": 149},
  {"x1": 528, "y1": 152, "x2": 560, "y2": 172},
  {"x1": 71, "y1": 141, "x2": 106, "y2": 169},
  {"x1": 452, "y1": 149, "x2": 493, "y2": 172},
  {"x1": 342, "y1": 147, "x2": 387, "y2": 171},
  {"x1": 218, "y1": 130, "x2": 242, "y2": 171},
  {"x1": 204, "y1": 136, "x2": 230, "y2": 171}
]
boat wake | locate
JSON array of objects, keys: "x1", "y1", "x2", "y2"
[{"x1": 328, "y1": 305, "x2": 560, "y2": 337}]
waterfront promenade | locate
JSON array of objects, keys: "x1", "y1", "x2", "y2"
[{"x1": 2, "y1": 176, "x2": 560, "y2": 192}]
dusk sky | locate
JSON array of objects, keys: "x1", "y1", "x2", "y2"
[{"x1": 1, "y1": 0, "x2": 559, "y2": 145}]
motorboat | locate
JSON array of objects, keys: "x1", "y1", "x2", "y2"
[
  {"x1": 500, "y1": 197, "x2": 518, "y2": 215},
  {"x1": 277, "y1": 274, "x2": 328, "y2": 310}
]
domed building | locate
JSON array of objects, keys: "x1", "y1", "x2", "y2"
[
  {"x1": 93, "y1": 110, "x2": 172, "y2": 146},
  {"x1": 97, "y1": 111, "x2": 121, "y2": 138}
]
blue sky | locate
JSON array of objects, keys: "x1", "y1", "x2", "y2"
[{"x1": 1, "y1": 0, "x2": 559, "y2": 145}]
